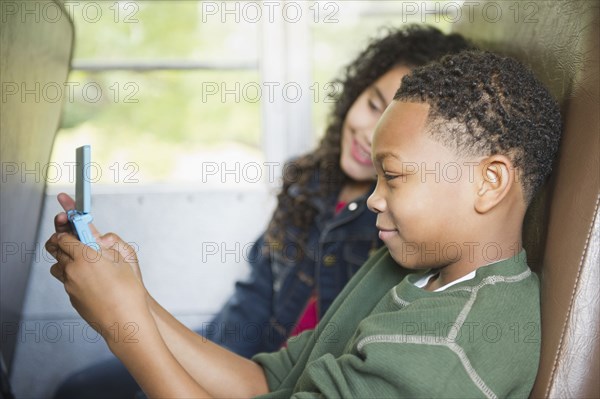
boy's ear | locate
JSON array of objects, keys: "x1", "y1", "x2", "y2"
[{"x1": 474, "y1": 155, "x2": 515, "y2": 214}]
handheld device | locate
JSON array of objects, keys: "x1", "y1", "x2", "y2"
[{"x1": 67, "y1": 145, "x2": 100, "y2": 251}]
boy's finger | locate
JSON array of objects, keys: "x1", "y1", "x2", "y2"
[
  {"x1": 46, "y1": 234, "x2": 75, "y2": 265},
  {"x1": 45, "y1": 239, "x2": 55, "y2": 257},
  {"x1": 98, "y1": 232, "x2": 136, "y2": 261},
  {"x1": 57, "y1": 192, "x2": 76, "y2": 211},
  {"x1": 56, "y1": 192, "x2": 101, "y2": 238},
  {"x1": 55, "y1": 193, "x2": 75, "y2": 235},
  {"x1": 45, "y1": 232, "x2": 62, "y2": 255},
  {"x1": 54, "y1": 233, "x2": 80, "y2": 262},
  {"x1": 49, "y1": 263, "x2": 65, "y2": 283},
  {"x1": 54, "y1": 212, "x2": 72, "y2": 234}
]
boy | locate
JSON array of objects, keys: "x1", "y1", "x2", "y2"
[{"x1": 47, "y1": 50, "x2": 562, "y2": 398}]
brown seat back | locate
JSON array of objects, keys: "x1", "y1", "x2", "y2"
[{"x1": 452, "y1": 2, "x2": 599, "y2": 397}]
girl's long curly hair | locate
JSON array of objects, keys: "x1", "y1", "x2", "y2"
[{"x1": 265, "y1": 25, "x2": 473, "y2": 248}]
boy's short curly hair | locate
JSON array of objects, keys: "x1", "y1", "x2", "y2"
[
  {"x1": 267, "y1": 25, "x2": 473, "y2": 246},
  {"x1": 395, "y1": 51, "x2": 562, "y2": 202}
]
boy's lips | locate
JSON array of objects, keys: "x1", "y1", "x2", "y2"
[
  {"x1": 351, "y1": 139, "x2": 373, "y2": 166},
  {"x1": 377, "y1": 226, "x2": 398, "y2": 241}
]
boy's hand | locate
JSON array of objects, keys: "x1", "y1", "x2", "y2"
[
  {"x1": 99, "y1": 232, "x2": 143, "y2": 283},
  {"x1": 46, "y1": 231, "x2": 148, "y2": 343},
  {"x1": 53, "y1": 192, "x2": 101, "y2": 237},
  {"x1": 52, "y1": 193, "x2": 143, "y2": 282}
]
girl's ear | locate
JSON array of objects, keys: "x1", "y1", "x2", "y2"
[{"x1": 474, "y1": 155, "x2": 515, "y2": 214}]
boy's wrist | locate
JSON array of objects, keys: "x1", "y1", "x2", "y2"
[
  {"x1": 105, "y1": 311, "x2": 158, "y2": 356},
  {"x1": 146, "y1": 294, "x2": 160, "y2": 318}
]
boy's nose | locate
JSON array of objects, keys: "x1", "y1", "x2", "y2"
[{"x1": 367, "y1": 187, "x2": 386, "y2": 214}]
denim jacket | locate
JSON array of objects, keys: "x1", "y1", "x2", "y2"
[{"x1": 201, "y1": 183, "x2": 381, "y2": 358}]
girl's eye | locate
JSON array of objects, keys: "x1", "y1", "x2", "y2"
[
  {"x1": 368, "y1": 99, "x2": 382, "y2": 112},
  {"x1": 383, "y1": 173, "x2": 399, "y2": 181}
]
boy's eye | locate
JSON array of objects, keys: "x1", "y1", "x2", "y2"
[{"x1": 383, "y1": 173, "x2": 399, "y2": 181}]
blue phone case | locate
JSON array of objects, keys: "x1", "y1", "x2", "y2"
[{"x1": 68, "y1": 145, "x2": 99, "y2": 251}]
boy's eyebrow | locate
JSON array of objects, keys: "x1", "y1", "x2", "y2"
[{"x1": 374, "y1": 152, "x2": 402, "y2": 163}]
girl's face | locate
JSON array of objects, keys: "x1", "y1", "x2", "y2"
[{"x1": 340, "y1": 66, "x2": 411, "y2": 182}]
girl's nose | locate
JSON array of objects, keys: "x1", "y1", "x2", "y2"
[{"x1": 357, "y1": 127, "x2": 375, "y2": 147}]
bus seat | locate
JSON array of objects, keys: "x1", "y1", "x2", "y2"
[
  {"x1": 0, "y1": 0, "x2": 74, "y2": 371},
  {"x1": 453, "y1": 1, "x2": 599, "y2": 397}
]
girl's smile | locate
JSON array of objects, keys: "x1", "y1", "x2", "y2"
[{"x1": 350, "y1": 138, "x2": 372, "y2": 166}]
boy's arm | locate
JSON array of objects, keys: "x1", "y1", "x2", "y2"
[
  {"x1": 98, "y1": 297, "x2": 268, "y2": 399},
  {"x1": 147, "y1": 295, "x2": 269, "y2": 397},
  {"x1": 106, "y1": 311, "x2": 213, "y2": 398},
  {"x1": 202, "y1": 235, "x2": 280, "y2": 357},
  {"x1": 46, "y1": 230, "x2": 219, "y2": 397},
  {"x1": 46, "y1": 224, "x2": 269, "y2": 398}
]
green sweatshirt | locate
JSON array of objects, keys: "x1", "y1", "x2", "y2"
[{"x1": 253, "y1": 248, "x2": 540, "y2": 398}]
